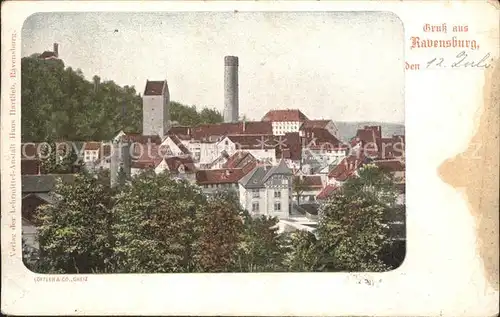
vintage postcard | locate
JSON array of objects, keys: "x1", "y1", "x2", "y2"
[{"x1": 1, "y1": 1, "x2": 498, "y2": 316}]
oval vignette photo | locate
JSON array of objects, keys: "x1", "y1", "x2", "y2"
[{"x1": 20, "y1": 11, "x2": 406, "y2": 274}]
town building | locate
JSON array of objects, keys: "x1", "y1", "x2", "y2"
[
  {"x1": 39, "y1": 43, "x2": 59, "y2": 60},
  {"x1": 238, "y1": 160, "x2": 293, "y2": 219},
  {"x1": 196, "y1": 161, "x2": 256, "y2": 196},
  {"x1": 142, "y1": 80, "x2": 171, "y2": 137}
]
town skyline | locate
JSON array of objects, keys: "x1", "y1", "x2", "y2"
[{"x1": 22, "y1": 11, "x2": 405, "y2": 123}]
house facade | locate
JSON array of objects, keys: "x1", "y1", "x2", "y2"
[
  {"x1": 261, "y1": 109, "x2": 309, "y2": 136},
  {"x1": 238, "y1": 160, "x2": 293, "y2": 219}
]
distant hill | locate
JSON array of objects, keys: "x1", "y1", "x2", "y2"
[{"x1": 334, "y1": 121, "x2": 405, "y2": 142}]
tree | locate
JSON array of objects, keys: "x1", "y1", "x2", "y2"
[
  {"x1": 199, "y1": 107, "x2": 224, "y2": 124},
  {"x1": 111, "y1": 171, "x2": 206, "y2": 273},
  {"x1": 39, "y1": 141, "x2": 80, "y2": 174},
  {"x1": 293, "y1": 176, "x2": 308, "y2": 205},
  {"x1": 34, "y1": 173, "x2": 114, "y2": 273},
  {"x1": 282, "y1": 230, "x2": 321, "y2": 272},
  {"x1": 316, "y1": 164, "x2": 398, "y2": 272},
  {"x1": 342, "y1": 163, "x2": 399, "y2": 206},
  {"x1": 21, "y1": 55, "x2": 223, "y2": 142},
  {"x1": 22, "y1": 238, "x2": 40, "y2": 272},
  {"x1": 192, "y1": 191, "x2": 244, "y2": 272},
  {"x1": 237, "y1": 214, "x2": 285, "y2": 272}
]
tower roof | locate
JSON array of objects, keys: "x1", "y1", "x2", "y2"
[{"x1": 144, "y1": 80, "x2": 166, "y2": 96}]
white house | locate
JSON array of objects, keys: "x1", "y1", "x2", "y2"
[
  {"x1": 82, "y1": 142, "x2": 101, "y2": 164},
  {"x1": 160, "y1": 134, "x2": 191, "y2": 158},
  {"x1": 155, "y1": 156, "x2": 197, "y2": 183},
  {"x1": 217, "y1": 135, "x2": 276, "y2": 165},
  {"x1": 261, "y1": 109, "x2": 309, "y2": 136},
  {"x1": 238, "y1": 160, "x2": 293, "y2": 219}
]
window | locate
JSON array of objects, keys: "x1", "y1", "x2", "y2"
[
  {"x1": 274, "y1": 202, "x2": 281, "y2": 211},
  {"x1": 282, "y1": 179, "x2": 288, "y2": 185},
  {"x1": 252, "y1": 189, "x2": 260, "y2": 198},
  {"x1": 252, "y1": 202, "x2": 259, "y2": 212},
  {"x1": 225, "y1": 140, "x2": 229, "y2": 145},
  {"x1": 274, "y1": 190, "x2": 281, "y2": 198}
]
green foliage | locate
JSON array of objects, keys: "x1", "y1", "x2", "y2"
[
  {"x1": 170, "y1": 102, "x2": 223, "y2": 127},
  {"x1": 28, "y1": 163, "x2": 402, "y2": 274},
  {"x1": 21, "y1": 56, "x2": 223, "y2": 142},
  {"x1": 293, "y1": 176, "x2": 309, "y2": 205},
  {"x1": 237, "y1": 214, "x2": 285, "y2": 272},
  {"x1": 22, "y1": 238, "x2": 41, "y2": 272},
  {"x1": 316, "y1": 164, "x2": 398, "y2": 272},
  {"x1": 192, "y1": 191, "x2": 244, "y2": 272},
  {"x1": 282, "y1": 230, "x2": 321, "y2": 272},
  {"x1": 111, "y1": 171, "x2": 206, "y2": 273},
  {"x1": 39, "y1": 141, "x2": 81, "y2": 174},
  {"x1": 34, "y1": 173, "x2": 114, "y2": 273},
  {"x1": 317, "y1": 192, "x2": 389, "y2": 271},
  {"x1": 342, "y1": 163, "x2": 398, "y2": 206}
]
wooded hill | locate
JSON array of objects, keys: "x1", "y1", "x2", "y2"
[{"x1": 21, "y1": 55, "x2": 223, "y2": 142}]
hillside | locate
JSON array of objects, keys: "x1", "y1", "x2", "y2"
[
  {"x1": 334, "y1": 121, "x2": 405, "y2": 141},
  {"x1": 21, "y1": 55, "x2": 223, "y2": 142}
]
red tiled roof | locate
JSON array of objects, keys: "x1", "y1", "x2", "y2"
[
  {"x1": 302, "y1": 128, "x2": 342, "y2": 148},
  {"x1": 196, "y1": 167, "x2": 250, "y2": 185},
  {"x1": 131, "y1": 143, "x2": 162, "y2": 162},
  {"x1": 190, "y1": 122, "x2": 273, "y2": 141},
  {"x1": 131, "y1": 161, "x2": 156, "y2": 169},
  {"x1": 316, "y1": 184, "x2": 340, "y2": 200},
  {"x1": 363, "y1": 125, "x2": 382, "y2": 140},
  {"x1": 83, "y1": 142, "x2": 101, "y2": 151},
  {"x1": 354, "y1": 128, "x2": 379, "y2": 157},
  {"x1": 301, "y1": 120, "x2": 331, "y2": 129},
  {"x1": 164, "y1": 156, "x2": 196, "y2": 173},
  {"x1": 222, "y1": 151, "x2": 257, "y2": 169},
  {"x1": 226, "y1": 134, "x2": 277, "y2": 149},
  {"x1": 328, "y1": 155, "x2": 364, "y2": 181},
  {"x1": 122, "y1": 133, "x2": 162, "y2": 144},
  {"x1": 294, "y1": 175, "x2": 323, "y2": 189},
  {"x1": 170, "y1": 135, "x2": 191, "y2": 155},
  {"x1": 277, "y1": 132, "x2": 301, "y2": 160},
  {"x1": 373, "y1": 159, "x2": 405, "y2": 172},
  {"x1": 356, "y1": 129, "x2": 377, "y2": 145},
  {"x1": 262, "y1": 109, "x2": 309, "y2": 122},
  {"x1": 380, "y1": 135, "x2": 405, "y2": 159},
  {"x1": 144, "y1": 80, "x2": 166, "y2": 96},
  {"x1": 168, "y1": 126, "x2": 192, "y2": 140}
]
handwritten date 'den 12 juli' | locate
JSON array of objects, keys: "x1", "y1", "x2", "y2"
[{"x1": 405, "y1": 23, "x2": 494, "y2": 71}]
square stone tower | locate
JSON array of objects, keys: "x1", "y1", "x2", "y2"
[{"x1": 142, "y1": 80, "x2": 170, "y2": 137}]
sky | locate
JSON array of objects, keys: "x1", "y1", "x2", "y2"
[{"x1": 22, "y1": 11, "x2": 405, "y2": 123}]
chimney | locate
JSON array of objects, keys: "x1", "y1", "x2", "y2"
[
  {"x1": 223, "y1": 56, "x2": 239, "y2": 123},
  {"x1": 110, "y1": 139, "x2": 131, "y2": 188},
  {"x1": 110, "y1": 140, "x2": 120, "y2": 188},
  {"x1": 53, "y1": 43, "x2": 59, "y2": 57}
]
